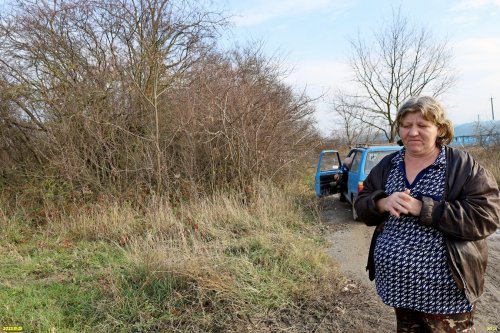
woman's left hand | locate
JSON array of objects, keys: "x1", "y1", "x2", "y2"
[{"x1": 400, "y1": 189, "x2": 422, "y2": 216}]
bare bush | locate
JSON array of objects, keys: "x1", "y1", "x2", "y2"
[
  {"x1": 184, "y1": 45, "x2": 319, "y2": 189},
  {"x1": 0, "y1": 0, "x2": 319, "y2": 209}
]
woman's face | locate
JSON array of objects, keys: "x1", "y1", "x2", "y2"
[{"x1": 399, "y1": 112, "x2": 439, "y2": 156}]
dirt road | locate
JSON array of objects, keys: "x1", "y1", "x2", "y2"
[{"x1": 320, "y1": 194, "x2": 500, "y2": 332}]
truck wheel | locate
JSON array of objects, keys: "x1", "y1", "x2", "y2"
[{"x1": 352, "y1": 200, "x2": 360, "y2": 221}]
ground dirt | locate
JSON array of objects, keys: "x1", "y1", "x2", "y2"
[{"x1": 320, "y1": 194, "x2": 500, "y2": 332}]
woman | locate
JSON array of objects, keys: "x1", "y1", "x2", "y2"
[{"x1": 355, "y1": 96, "x2": 500, "y2": 332}]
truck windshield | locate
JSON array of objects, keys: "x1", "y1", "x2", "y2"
[{"x1": 364, "y1": 151, "x2": 397, "y2": 174}]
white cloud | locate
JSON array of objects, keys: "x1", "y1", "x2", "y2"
[
  {"x1": 452, "y1": 37, "x2": 500, "y2": 71},
  {"x1": 445, "y1": 37, "x2": 500, "y2": 124},
  {"x1": 449, "y1": 14, "x2": 479, "y2": 25},
  {"x1": 451, "y1": 0, "x2": 500, "y2": 11},
  {"x1": 284, "y1": 59, "x2": 352, "y2": 98},
  {"x1": 449, "y1": 0, "x2": 500, "y2": 26},
  {"x1": 231, "y1": 0, "x2": 352, "y2": 26}
]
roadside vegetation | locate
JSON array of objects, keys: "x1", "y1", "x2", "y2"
[
  {"x1": 0, "y1": 180, "x2": 351, "y2": 332},
  {"x1": 465, "y1": 145, "x2": 500, "y2": 184},
  {"x1": 0, "y1": 1, "x2": 345, "y2": 331}
]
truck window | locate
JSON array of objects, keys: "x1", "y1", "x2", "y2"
[
  {"x1": 350, "y1": 152, "x2": 361, "y2": 172},
  {"x1": 320, "y1": 152, "x2": 341, "y2": 171}
]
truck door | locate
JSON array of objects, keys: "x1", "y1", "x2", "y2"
[
  {"x1": 314, "y1": 150, "x2": 342, "y2": 197},
  {"x1": 347, "y1": 150, "x2": 362, "y2": 200}
]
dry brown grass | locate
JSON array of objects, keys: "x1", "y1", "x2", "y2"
[
  {"x1": 35, "y1": 181, "x2": 343, "y2": 331},
  {"x1": 463, "y1": 145, "x2": 500, "y2": 184}
]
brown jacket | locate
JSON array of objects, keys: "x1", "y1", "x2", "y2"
[{"x1": 355, "y1": 145, "x2": 500, "y2": 303}]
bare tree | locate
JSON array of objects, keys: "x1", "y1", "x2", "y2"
[
  {"x1": 335, "y1": 8, "x2": 455, "y2": 142},
  {"x1": 333, "y1": 92, "x2": 364, "y2": 146},
  {"x1": 100, "y1": 0, "x2": 226, "y2": 197}
]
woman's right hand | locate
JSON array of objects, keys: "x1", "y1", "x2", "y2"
[{"x1": 376, "y1": 189, "x2": 421, "y2": 217}]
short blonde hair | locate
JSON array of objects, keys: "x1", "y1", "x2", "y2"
[{"x1": 396, "y1": 96, "x2": 454, "y2": 145}]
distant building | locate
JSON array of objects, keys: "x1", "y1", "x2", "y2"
[{"x1": 452, "y1": 120, "x2": 500, "y2": 146}]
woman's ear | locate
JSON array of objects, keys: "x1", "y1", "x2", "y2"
[{"x1": 437, "y1": 125, "x2": 445, "y2": 137}]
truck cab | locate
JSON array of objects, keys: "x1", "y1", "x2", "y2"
[{"x1": 315, "y1": 145, "x2": 402, "y2": 220}]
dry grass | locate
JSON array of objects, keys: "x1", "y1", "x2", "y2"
[
  {"x1": 28, "y1": 181, "x2": 343, "y2": 332},
  {"x1": 464, "y1": 145, "x2": 500, "y2": 184}
]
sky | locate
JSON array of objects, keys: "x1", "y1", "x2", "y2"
[{"x1": 216, "y1": 0, "x2": 500, "y2": 135}]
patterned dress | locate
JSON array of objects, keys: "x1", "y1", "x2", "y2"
[{"x1": 374, "y1": 146, "x2": 473, "y2": 314}]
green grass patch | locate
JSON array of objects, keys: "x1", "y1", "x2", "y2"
[{"x1": 0, "y1": 234, "x2": 126, "y2": 332}]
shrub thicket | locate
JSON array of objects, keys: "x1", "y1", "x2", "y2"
[{"x1": 0, "y1": 0, "x2": 320, "y2": 214}]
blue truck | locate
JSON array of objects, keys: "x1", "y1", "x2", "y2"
[{"x1": 315, "y1": 145, "x2": 402, "y2": 220}]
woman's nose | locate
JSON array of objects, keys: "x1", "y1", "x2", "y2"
[{"x1": 409, "y1": 127, "x2": 419, "y2": 135}]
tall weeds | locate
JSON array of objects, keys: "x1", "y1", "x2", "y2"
[
  {"x1": 465, "y1": 145, "x2": 500, "y2": 183},
  {"x1": 28, "y1": 181, "x2": 343, "y2": 332}
]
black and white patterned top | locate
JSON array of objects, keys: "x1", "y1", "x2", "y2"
[{"x1": 374, "y1": 146, "x2": 473, "y2": 314}]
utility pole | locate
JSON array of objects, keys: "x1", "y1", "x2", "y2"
[{"x1": 491, "y1": 97, "x2": 495, "y2": 120}]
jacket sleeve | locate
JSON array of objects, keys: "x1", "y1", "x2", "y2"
[
  {"x1": 355, "y1": 162, "x2": 391, "y2": 227},
  {"x1": 419, "y1": 163, "x2": 500, "y2": 241}
]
